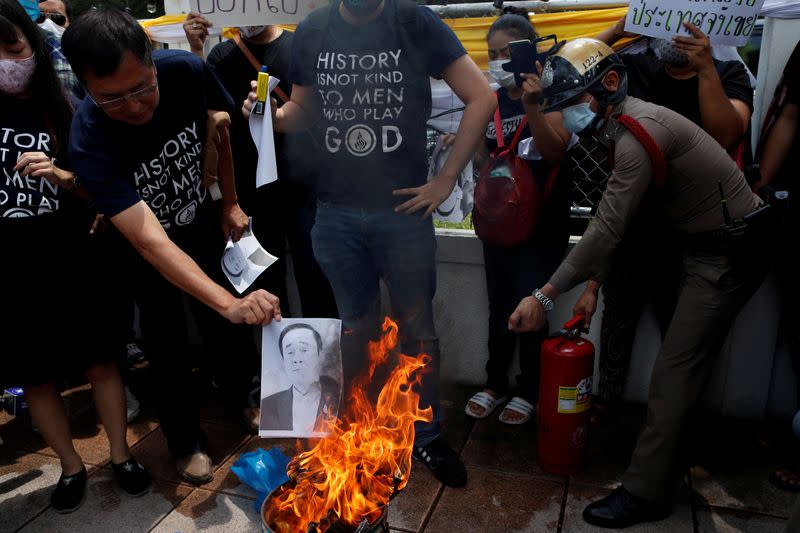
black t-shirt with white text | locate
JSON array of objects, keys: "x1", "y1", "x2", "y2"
[
  {"x1": 484, "y1": 88, "x2": 531, "y2": 153},
  {"x1": 69, "y1": 50, "x2": 233, "y2": 232},
  {"x1": 1, "y1": 96, "x2": 68, "y2": 219},
  {"x1": 289, "y1": 0, "x2": 466, "y2": 208}
]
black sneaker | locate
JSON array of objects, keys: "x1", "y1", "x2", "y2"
[
  {"x1": 412, "y1": 437, "x2": 467, "y2": 487},
  {"x1": 112, "y1": 457, "x2": 150, "y2": 497},
  {"x1": 51, "y1": 467, "x2": 87, "y2": 513}
]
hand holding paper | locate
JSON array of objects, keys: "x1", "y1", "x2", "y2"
[
  {"x1": 248, "y1": 75, "x2": 281, "y2": 188},
  {"x1": 623, "y1": 0, "x2": 766, "y2": 47}
]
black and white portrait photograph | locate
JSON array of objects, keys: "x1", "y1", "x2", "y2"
[{"x1": 259, "y1": 318, "x2": 343, "y2": 438}]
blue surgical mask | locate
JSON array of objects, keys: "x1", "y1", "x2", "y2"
[
  {"x1": 562, "y1": 101, "x2": 602, "y2": 136},
  {"x1": 18, "y1": 0, "x2": 39, "y2": 21}
]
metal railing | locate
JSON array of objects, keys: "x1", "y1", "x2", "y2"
[
  {"x1": 565, "y1": 137, "x2": 611, "y2": 218},
  {"x1": 426, "y1": 0, "x2": 629, "y2": 17}
]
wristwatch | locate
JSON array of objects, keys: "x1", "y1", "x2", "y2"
[{"x1": 532, "y1": 288, "x2": 554, "y2": 312}]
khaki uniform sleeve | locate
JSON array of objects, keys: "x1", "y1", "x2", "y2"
[{"x1": 548, "y1": 118, "x2": 674, "y2": 293}]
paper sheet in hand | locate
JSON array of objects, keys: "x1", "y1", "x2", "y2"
[
  {"x1": 249, "y1": 76, "x2": 281, "y2": 189},
  {"x1": 623, "y1": 0, "x2": 765, "y2": 47},
  {"x1": 221, "y1": 219, "x2": 277, "y2": 294}
]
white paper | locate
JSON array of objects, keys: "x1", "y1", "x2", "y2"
[
  {"x1": 624, "y1": 0, "x2": 766, "y2": 47},
  {"x1": 182, "y1": 0, "x2": 317, "y2": 27},
  {"x1": 249, "y1": 76, "x2": 281, "y2": 189},
  {"x1": 259, "y1": 318, "x2": 343, "y2": 439},
  {"x1": 221, "y1": 219, "x2": 277, "y2": 294}
]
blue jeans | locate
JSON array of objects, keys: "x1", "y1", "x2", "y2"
[{"x1": 311, "y1": 202, "x2": 441, "y2": 446}]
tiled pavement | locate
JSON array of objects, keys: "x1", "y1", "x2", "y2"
[{"x1": 0, "y1": 381, "x2": 795, "y2": 532}]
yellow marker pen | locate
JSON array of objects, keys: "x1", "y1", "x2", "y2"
[{"x1": 254, "y1": 65, "x2": 269, "y2": 116}]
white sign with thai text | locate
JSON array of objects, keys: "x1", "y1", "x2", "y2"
[
  {"x1": 624, "y1": 0, "x2": 766, "y2": 47},
  {"x1": 182, "y1": 0, "x2": 321, "y2": 27}
]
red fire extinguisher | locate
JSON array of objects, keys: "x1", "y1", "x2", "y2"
[{"x1": 537, "y1": 315, "x2": 595, "y2": 476}]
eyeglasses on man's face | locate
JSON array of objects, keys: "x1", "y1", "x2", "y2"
[
  {"x1": 89, "y1": 81, "x2": 158, "y2": 111},
  {"x1": 36, "y1": 12, "x2": 67, "y2": 26}
]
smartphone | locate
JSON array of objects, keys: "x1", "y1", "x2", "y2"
[{"x1": 503, "y1": 35, "x2": 562, "y2": 87}]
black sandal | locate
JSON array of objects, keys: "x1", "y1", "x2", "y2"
[
  {"x1": 52, "y1": 467, "x2": 87, "y2": 514},
  {"x1": 112, "y1": 457, "x2": 151, "y2": 497}
]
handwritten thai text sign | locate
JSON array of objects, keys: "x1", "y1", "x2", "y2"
[
  {"x1": 624, "y1": 0, "x2": 766, "y2": 47},
  {"x1": 186, "y1": 0, "x2": 319, "y2": 27}
]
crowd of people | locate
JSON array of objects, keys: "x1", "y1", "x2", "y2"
[{"x1": 1, "y1": 0, "x2": 798, "y2": 528}]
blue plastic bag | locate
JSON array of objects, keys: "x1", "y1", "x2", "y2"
[{"x1": 230, "y1": 447, "x2": 291, "y2": 512}]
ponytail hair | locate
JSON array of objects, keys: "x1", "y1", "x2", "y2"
[{"x1": 487, "y1": 7, "x2": 537, "y2": 41}]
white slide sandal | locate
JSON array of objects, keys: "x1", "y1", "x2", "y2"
[
  {"x1": 499, "y1": 397, "x2": 536, "y2": 425},
  {"x1": 465, "y1": 391, "x2": 508, "y2": 419}
]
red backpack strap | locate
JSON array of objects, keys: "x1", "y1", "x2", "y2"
[
  {"x1": 616, "y1": 115, "x2": 667, "y2": 187},
  {"x1": 509, "y1": 116, "x2": 529, "y2": 151},
  {"x1": 543, "y1": 163, "x2": 560, "y2": 195},
  {"x1": 493, "y1": 93, "x2": 504, "y2": 148}
]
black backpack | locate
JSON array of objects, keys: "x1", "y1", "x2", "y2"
[{"x1": 298, "y1": 0, "x2": 433, "y2": 117}]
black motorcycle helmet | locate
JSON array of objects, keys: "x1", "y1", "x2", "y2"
[{"x1": 540, "y1": 38, "x2": 628, "y2": 112}]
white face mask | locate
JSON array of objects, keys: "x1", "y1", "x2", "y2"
[
  {"x1": 238, "y1": 26, "x2": 266, "y2": 39},
  {"x1": 488, "y1": 59, "x2": 516, "y2": 89},
  {"x1": 0, "y1": 54, "x2": 36, "y2": 96},
  {"x1": 38, "y1": 17, "x2": 65, "y2": 38}
]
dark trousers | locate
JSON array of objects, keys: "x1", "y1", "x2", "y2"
[
  {"x1": 598, "y1": 232, "x2": 683, "y2": 403},
  {"x1": 483, "y1": 238, "x2": 567, "y2": 400},
  {"x1": 623, "y1": 250, "x2": 767, "y2": 502},
  {"x1": 311, "y1": 203, "x2": 441, "y2": 446},
  {"x1": 246, "y1": 180, "x2": 338, "y2": 319},
  {"x1": 114, "y1": 209, "x2": 260, "y2": 457}
]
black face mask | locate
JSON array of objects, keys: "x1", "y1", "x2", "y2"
[{"x1": 341, "y1": 0, "x2": 382, "y2": 17}]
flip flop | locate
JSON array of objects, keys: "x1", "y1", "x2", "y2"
[
  {"x1": 465, "y1": 391, "x2": 508, "y2": 419},
  {"x1": 499, "y1": 397, "x2": 536, "y2": 425},
  {"x1": 770, "y1": 467, "x2": 800, "y2": 493}
]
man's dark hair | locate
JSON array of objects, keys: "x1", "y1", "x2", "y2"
[
  {"x1": 278, "y1": 324, "x2": 323, "y2": 358},
  {"x1": 487, "y1": 7, "x2": 537, "y2": 42},
  {"x1": 61, "y1": 8, "x2": 152, "y2": 84}
]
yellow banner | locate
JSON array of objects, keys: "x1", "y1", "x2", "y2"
[{"x1": 142, "y1": 7, "x2": 636, "y2": 70}]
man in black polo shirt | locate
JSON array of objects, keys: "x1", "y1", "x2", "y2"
[{"x1": 62, "y1": 9, "x2": 280, "y2": 485}]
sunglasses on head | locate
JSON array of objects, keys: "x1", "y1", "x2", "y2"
[{"x1": 36, "y1": 12, "x2": 67, "y2": 26}]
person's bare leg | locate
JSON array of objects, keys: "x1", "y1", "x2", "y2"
[
  {"x1": 25, "y1": 382, "x2": 84, "y2": 475},
  {"x1": 86, "y1": 362, "x2": 130, "y2": 464}
]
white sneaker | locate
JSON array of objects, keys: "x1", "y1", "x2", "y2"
[{"x1": 125, "y1": 387, "x2": 140, "y2": 423}]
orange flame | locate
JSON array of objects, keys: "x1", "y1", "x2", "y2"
[{"x1": 265, "y1": 317, "x2": 433, "y2": 532}]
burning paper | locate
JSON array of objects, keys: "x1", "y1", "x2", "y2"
[{"x1": 264, "y1": 318, "x2": 432, "y2": 532}]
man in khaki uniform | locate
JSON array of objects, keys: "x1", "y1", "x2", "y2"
[{"x1": 509, "y1": 38, "x2": 768, "y2": 528}]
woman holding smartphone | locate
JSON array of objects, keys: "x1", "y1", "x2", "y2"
[
  {"x1": 0, "y1": 0, "x2": 148, "y2": 512},
  {"x1": 464, "y1": 8, "x2": 574, "y2": 425}
]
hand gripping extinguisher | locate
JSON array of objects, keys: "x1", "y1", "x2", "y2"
[{"x1": 537, "y1": 315, "x2": 595, "y2": 475}]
